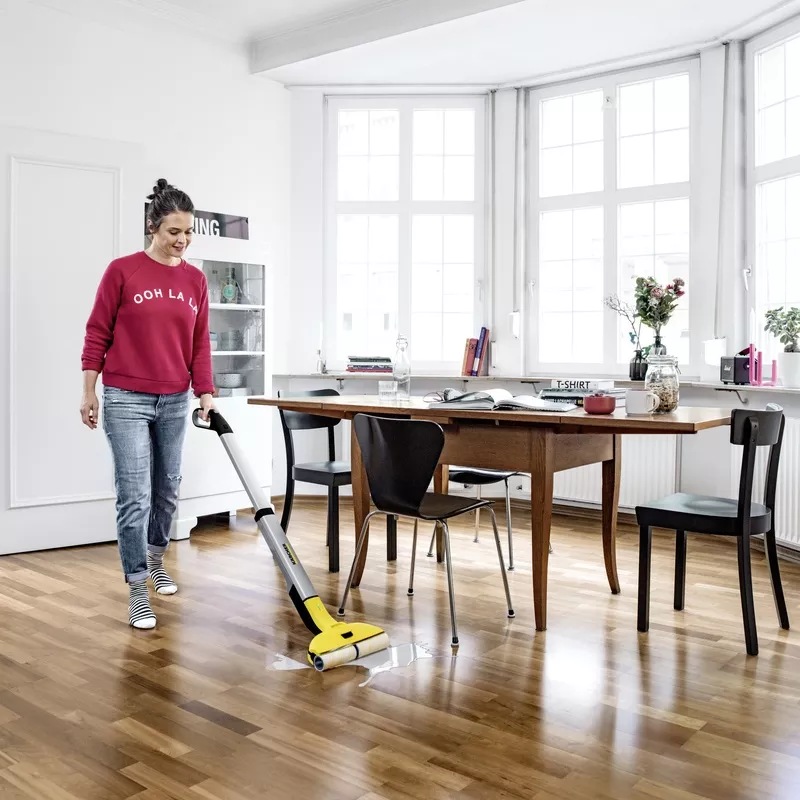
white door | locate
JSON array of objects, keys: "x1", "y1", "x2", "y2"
[{"x1": 0, "y1": 125, "x2": 144, "y2": 554}]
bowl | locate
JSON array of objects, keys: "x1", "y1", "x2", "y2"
[
  {"x1": 216, "y1": 372, "x2": 245, "y2": 389},
  {"x1": 584, "y1": 394, "x2": 616, "y2": 415}
]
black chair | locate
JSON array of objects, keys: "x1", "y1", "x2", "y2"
[
  {"x1": 278, "y1": 389, "x2": 351, "y2": 572},
  {"x1": 337, "y1": 414, "x2": 514, "y2": 646},
  {"x1": 635, "y1": 404, "x2": 790, "y2": 656}
]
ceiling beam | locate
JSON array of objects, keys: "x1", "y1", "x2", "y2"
[{"x1": 249, "y1": 0, "x2": 526, "y2": 74}]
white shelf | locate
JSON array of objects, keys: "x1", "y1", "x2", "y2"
[
  {"x1": 209, "y1": 303, "x2": 265, "y2": 311},
  {"x1": 212, "y1": 350, "x2": 263, "y2": 357}
]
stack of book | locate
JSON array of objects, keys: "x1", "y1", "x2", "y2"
[
  {"x1": 460, "y1": 326, "x2": 491, "y2": 376},
  {"x1": 539, "y1": 379, "x2": 626, "y2": 407},
  {"x1": 346, "y1": 356, "x2": 393, "y2": 373}
]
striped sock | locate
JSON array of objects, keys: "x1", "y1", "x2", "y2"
[
  {"x1": 129, "y1": 581, "x2": 156, "y2": 629},
  {"x1": 147, "y1": 551, "x2": 177, "y2": 595}
]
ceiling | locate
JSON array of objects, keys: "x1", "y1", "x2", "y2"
[{"x1": 261, "y1": 0, "x2": 796, "y2": 86}]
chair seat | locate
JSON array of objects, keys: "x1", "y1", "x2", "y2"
[
  {"x1": 635, "y1": 492, "x2": 772, "y2": 536},
  {"x1": 417, "y1": 493, "x2": 493, "y2": 521},
  {"x1": 293, "y1": 461, "x2": 352, "y2": 488},
  {"x1": 449, "y1": 467, "x2": 520, "y2": 485}
]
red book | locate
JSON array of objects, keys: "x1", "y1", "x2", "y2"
[{"x1": 464, "y1": 338, "x2": 478, "y2": 376}]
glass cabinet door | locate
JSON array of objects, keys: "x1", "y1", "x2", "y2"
[{"x1": 188, "y1": 259, "x2": 266, "y2": 397}]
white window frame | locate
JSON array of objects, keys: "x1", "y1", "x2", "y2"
[
  {"x1": 323, "y1": 95, "x2": 487, "y2": 373},
  {"x1": 745, "y1": 15, "x2": 800, "y2": 351},
  {"x1": 526, "y1": 59, "x2": 700, "y2": 376}
]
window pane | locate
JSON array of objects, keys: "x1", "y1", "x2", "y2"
[
  {"x1": 619, "y1": 81, "x2": 653, "y2": 137},
  {"x1": 760, "y1": 103, "x2": 786, "y2": 164},
  {"x1": 541, "y1": 290, "x2": 573, "y2": 312},
  {"x1": 338, "y1": 111, "x2": 368, "y2": 155},
  {"x1": 620, "y1": 202, "x2": 654, "y2": 256},
  {"x1": 540, "y1": 146, "x2": 572, "y2": 197},
  {"x1": 413, "y1": 155, "x2": 443, "y2": 200},
  {"x1": 787, "y1": 36, "x2": 800, "y2": 99},
  {"x1": 338, "y1": 156, "x2": 369, "y2": 200},
  {"x1": 444, "y1": 109, "x2": 475, "y2": 155},
  {"x1": 338, "y1": 215, "x2": 368, "y2": 262},
  {"x1": 619, "y1": 134, "x2": 654, "y2": 188},
  {"x1": 444, "y1": 156, "x2": 474, "y2": 201},
  {"x1": 572, "y1": 142, "x2": 603, "y2": 193},
  {"x1": 787, "y1": 240, "x2": 800, "y2": 303},
  {"x1": 759, "y1": 44, "x2": 785, "y2": 108},
  {"x1": 540, "y1": 261, "x2": 573, "y2": 291},
  {"x1": 573, "y1": 207, "x2": 603, "y2": 259},
  {"x1": 369, "y1": 110, "x2": 399, "y2": 155},
  {"x1": 412, "y1": 215, "x2": 442, "y2": 262},
  {"x1": 766, "y1": 242, "x2": 787, "y2": 304},
  {"x1": 540, "y1": 210, "x2": 572, "y2": 261},
  {"x1": 541, "y1": 96, "x2": 572, "y2": 148},
  {"x1": 574, "y1": 313, "x2": 603, "y2": 361},
  {"x1": 655, "y1": 198, "x2": 689, "y2": 254},
  {"x1": 443, "y1": 264, "x2": 473, "y2": 312},
  {"x1": 787, "y1": 98, "x2": 800, "y2": 158},
  {"x1": 573, "y1": 91, "x2": 603, "y2": 144},
  {"x1": 412, "y1": 313, "x2": 443, "y2": 361},
  {"x1": 369, "y1": 155, "x2": 399, "y2": 201},
  {"x1": 443, "y1": 215, "x2": 474, "y2": 263},
  {"x1": 655, "y1": 74, "x2": 689, "y2": 131},
  {"x1": 369, "y1": 215, "x2": 399, "y2": 263},
  {"x1": 787, "y1": 175, "x2": 800, "y2": 238},
  {"x1": 540, "y1": 314, "x2": 572, "y2": 362},
  {"x1": 412, "y1": 265, "x2": 442, "y2": 313},
  {"x1": 443, "y1": 313, "x2": 473, "y2": 358},
  {"x1": 413, "y1": 109, "x2": 444, "y2": 155},
  {"x1": 762, "y1": 179, "x2": 786, "y2": 242},
  {"x1": 655, "y1": 129, "x2": 689, "y2": 184}
]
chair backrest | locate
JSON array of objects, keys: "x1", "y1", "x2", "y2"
[
  {"x1": 278, "y1": 389, "x2": 340, "y2": 466},
  {"x1": 731, "y1": 404, "x2": 785, "y2": 531},
  {"x1": 353, "y1": 414, "x2": 444, "y2": 517}
]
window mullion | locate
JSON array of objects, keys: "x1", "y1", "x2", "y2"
[
  {"x1": 604, "y1": 81, "x2": 618, "y2": 371},
  {"x1": 398, "y1": 102, "x2": 413, "y2": 347}
]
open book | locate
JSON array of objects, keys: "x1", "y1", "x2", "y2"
[{"x1": 426, "y1": 388, "x2": 576, "y2": 412}]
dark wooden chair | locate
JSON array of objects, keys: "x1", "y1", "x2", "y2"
[
  {"x1": 337, "y1": 414, "x2": 514, "y2": 646},
  {"x1": 635, "y1": 404, "x2": 790, "y2": 655},
  {"x1": 278, "y1": 389, "x2": 350, "y2": 572}
]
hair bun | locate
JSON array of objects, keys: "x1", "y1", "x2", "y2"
[{"x1": 147, "y1": 178, "x2": 172, "y2": 201}]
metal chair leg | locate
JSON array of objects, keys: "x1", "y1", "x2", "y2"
[
  {"x1": 440, "y1": 521, "x2": 459, "y2": 646},
  {"x1": 474, "y1": 486, "x2": 481, "y2": 543},
  {"x1": 488, "y1": 508, "x2": 514, "y2": 617},
  {"x1": 408, "y1": 519, "x2": 419, "y2": 596},
  {"x1": 337, "y1": 510, "x2": 381, "y2": 616},
  {"x1": 427, "y1": 523, "x2": 437, "y2": 557},
  {"x1": 504, "y1": 479, "x2": 514, "y2": 570}
]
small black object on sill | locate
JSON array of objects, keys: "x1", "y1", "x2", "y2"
[{"x1": 720, "y1": 347, "x2": 757, "y2": 385}]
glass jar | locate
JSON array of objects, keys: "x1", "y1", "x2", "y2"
[{"x1": 645, "y1": 355, "x2": 679, "y2": 413}]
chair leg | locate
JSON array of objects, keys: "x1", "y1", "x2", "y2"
[
  {"x1": 280, "y1": 475, "x2": 295, "y2": 532},
  {"x1": 488, "y1": 508, "x2": 514, "y2": 618},
  {"x1": 737, "y1": 534, "x2": 759, "y2": 656},
  {"x1": 387, "y1": 515, "x2": 398, "y2": 562},
  {"x1": 474, "y1": 487, "x2": 481, "y2": 543},
  {"x1": 504, "y1": 480, "x2": 515, "y2": 570},
  {"x1": 327, "y1": 486, "x2": 339, "y2": 573},
  {"x1": 765, "y1": 529, "x2": 790, "y2": 630},
  {"x1": 674, "y1": 530, "x2": 687, "y2": 611},
  {"x1": 638, "y1": 525, "x2": 652, "y2": 633},
  {"x1": 408, "y1": 519, "x2": 419, "y2": 596},
  {"x1": 338, "y1": 510, "x2": 381, "y2": 616},
  {"x1": 426, "y1": 524, "x2": 437, "y2": 558},
  {"x1": 440, "y1": 521, "x2": 459, "y2": 646}
]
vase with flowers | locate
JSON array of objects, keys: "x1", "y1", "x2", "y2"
[
  {"x1": 634, "y1": 276, "x2": 685, "y2": 354},
  {"x1": 604, "y1": 294, "x2": 649, "y2": 380}
]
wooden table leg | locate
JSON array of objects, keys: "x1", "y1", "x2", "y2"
[
  {"x1": 601, "y1": 434, "x2": 622, "y2": 595},
  {"x1": 351, "y1": 422, "x2": 371, "y2": 587},
  {"x1": 531, "y1": 429, "x2": 555, "y2": 631},
  {"x1": 433, "y1": 464, "x2": 449, "y2": 563}
]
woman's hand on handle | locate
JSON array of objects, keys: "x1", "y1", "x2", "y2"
[{"x1": 198, "y1": 393, "x2": 216, "y2": 421}]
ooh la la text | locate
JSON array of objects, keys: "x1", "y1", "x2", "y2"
[{"x1": 133, "y1": 288, "x2": 198, "y2": 314}]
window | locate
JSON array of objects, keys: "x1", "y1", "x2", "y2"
[
  {"x1": 529, "y1": 62, "x2": 695, "y2": 373},
  {"x1": 747, "y1": 20, "x2": 800, "y2": 361},
  {"x1": 326, "y1": 97, "x2": 485, "y2": 369}
]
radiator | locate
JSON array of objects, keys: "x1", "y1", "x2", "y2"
[
  {"x1": 731, "y1": 416, "x2": 800, "y2": 548},
  {"x1": 553, "y1": 434, "x2": 677, "y2": 510}
]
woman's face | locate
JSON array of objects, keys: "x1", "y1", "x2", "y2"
[{"x1": 151, "y1": 211, "x2": 194, "y2": 259}]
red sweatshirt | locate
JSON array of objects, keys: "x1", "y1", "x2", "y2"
[{"x1": 81, "y1": 251, "x2": 214, "y2": 397}]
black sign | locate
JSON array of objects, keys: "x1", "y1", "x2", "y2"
[{"x1": 144, "y1": 203, "x2": 249, "y2": 240}]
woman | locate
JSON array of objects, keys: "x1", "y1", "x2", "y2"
[{"x1": 80, "y1": 178, "x2": 215, "y2": 630}]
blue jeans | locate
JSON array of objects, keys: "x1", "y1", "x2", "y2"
[{"x1": 102, "y1": 386, "x2": 190, "y2": 583}]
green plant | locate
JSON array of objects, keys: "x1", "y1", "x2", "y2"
[
  {"x1": 634, "y1": 276, "x2": 685, "y2": 337},
  {"x1": 764, "y1": 306, "x2": 800, "y2": 352}
]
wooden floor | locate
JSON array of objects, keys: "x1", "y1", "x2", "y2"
[{"x1": 0, "y1": 503, "x2": 799, "y2": 800}]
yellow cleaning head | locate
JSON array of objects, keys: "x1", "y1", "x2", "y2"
[{"x1": 307, "y1": 622, "x2": 390, "y2": 671}]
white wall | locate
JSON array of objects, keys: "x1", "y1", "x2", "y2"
[{"x1": 0, "y1": 0, "x2": 291, "y2": 554}]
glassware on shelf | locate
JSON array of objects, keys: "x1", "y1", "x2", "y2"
[
  {"x1": 220, "y1": 266, "x2": 241, "y2": 304},
  {"x1": 644, "y1": 355, "x2": 679, "y2": 413},
  {"x1": 393, "y1": 334, "x2": 411, "y2": 400},
  {"x1": 208, "y1": 268, "x2": 221, "y2": 303}
]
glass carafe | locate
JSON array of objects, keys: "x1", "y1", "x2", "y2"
[{"x1": 393, "y1": 335, "x2": 411, "y2": 401}]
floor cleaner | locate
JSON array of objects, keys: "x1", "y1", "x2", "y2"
[{"x1": 193, "y1": 408, "x2": 390, "y2": 671}]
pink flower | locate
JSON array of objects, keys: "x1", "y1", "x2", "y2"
[
  {"x1": 666, "y1": 284, "x2": 673, "y2": 290},
  {"x1": 673, "y1": 277, "x2": 685, "y2": 287},
  {"x1": 676, "y1": 289, "x2": 685, "y2": 297},
  {"x1": 651, "y1": 287, "x2": 664, "y2": 299}
]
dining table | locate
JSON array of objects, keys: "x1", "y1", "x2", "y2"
[{"x1": 249, "y1": 394, "x2": 732, "y2": 631}]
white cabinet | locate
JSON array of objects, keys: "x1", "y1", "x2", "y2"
[{"x1": 170, "y1": 243, "x2": 272, "y2": 539}]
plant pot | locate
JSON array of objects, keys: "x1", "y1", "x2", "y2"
[
  {"x1": 778, "y1": 350, "x2": 800, "y2": 388},
  {"x1": 629, "y1": 350, "x2": 647, "y2": 381}
]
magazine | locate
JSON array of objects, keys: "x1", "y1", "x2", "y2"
[{"x1": 426, "y1": 388, "x2": 576, "y2": 412}]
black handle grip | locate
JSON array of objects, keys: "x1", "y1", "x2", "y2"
[{"x1": 192, "y1": 408, "x2": 233, "y2": 435}]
